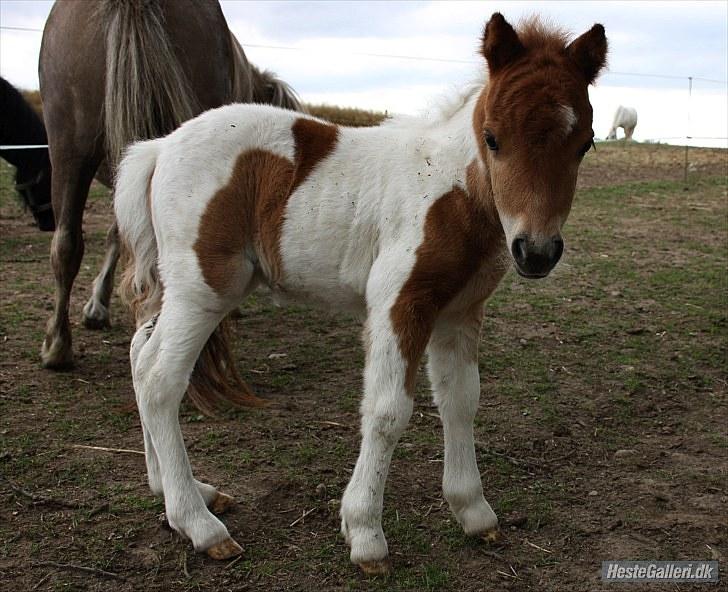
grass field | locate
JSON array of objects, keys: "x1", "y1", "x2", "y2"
[{"x1": 0, "y1": 139, "x2": 726, "y2": 591}]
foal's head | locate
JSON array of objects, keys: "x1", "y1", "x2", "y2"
[{"x1": 474, "y1": 13, "x2": 607, "y2": 278}]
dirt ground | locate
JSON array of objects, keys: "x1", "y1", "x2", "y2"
[{"x1": 1, "y1": 141, "x2": 726, "y2": 591}]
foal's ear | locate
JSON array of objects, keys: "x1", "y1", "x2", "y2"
[
  {"x1": 566, "y1": 24, "x2": 608, "y2": 84},
  {"x1": 480, "y1": 12, "x2": 525, "y2": 73}
]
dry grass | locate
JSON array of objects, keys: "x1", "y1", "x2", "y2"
[
  {"x1": 19, "y1": 89, "x2": 388, "y2": 128},
  {"x1": 20, "y1": 90, "x2": 43, "y2": 117},
  {"x1": 305, "y1": 103, "x2": 388, "y2": 127}
]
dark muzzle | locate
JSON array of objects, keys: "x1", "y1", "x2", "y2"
[
  {"x1": 16, "y1": 170, "x2": 55, "y2": 232},
  {"x1": 511, "y1": 234, "x2": 564, "y2": 278}
]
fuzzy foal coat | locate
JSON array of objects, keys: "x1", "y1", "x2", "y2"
[
  {"x1": 114, "y1": 12, "x2": 607, "y2": 573},
  {"x1": 120, "y1": 101, "x2": 507, "y2": 393},
  {"x1": 116, "y1": 99, "x2": 507, "y2": 567}
]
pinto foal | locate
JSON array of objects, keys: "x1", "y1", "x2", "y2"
[{"x1": 115, "y1": 13, "x2": 607, "y2": 573}]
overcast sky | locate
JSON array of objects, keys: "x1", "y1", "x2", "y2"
[{"x1": 1, "y1": 1, "x2": 726, "y2": 146}]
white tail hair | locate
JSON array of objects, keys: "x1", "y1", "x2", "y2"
[{"x1": 115, "y1": 139, "x2": 161, "y2": 327}]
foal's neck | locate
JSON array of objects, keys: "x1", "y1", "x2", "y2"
[
  {"x1": 427, "y1": 92, "x2": 481, "y2": 164},
  {"x1": 423, "y1": 89, "x2": 501, "y2": 227}
]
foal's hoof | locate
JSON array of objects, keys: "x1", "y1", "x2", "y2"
[
  {"x1": 206, "y1": 538, "x2": 243, "y2": 560},
  {"x1": 481, "y1": 528, "x2": 504, "y2": 544},
  {"x1": 209, "y1": 492, "x2": 235, "y2": 515},
  {"x1": 358, "y1": 558, "x2": 391, "y2": 576}
]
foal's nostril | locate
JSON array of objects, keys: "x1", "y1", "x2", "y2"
[{"x1": 512, "y1": 236, "x2": 528, "y2": 266}]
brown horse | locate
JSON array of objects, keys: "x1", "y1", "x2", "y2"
[{"x1": 39, "y1": 0, "x2": 302, "y2": 369}]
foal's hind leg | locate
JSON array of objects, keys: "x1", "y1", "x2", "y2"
[
  {"x1": 131, "y1": 297, "x2": 242, "y2": 558},
  {"x1": 83, "y1": 221, "x2": 120, "y2": 329},
  {"x1": 426, "y1": 313, "x2": 499, "y2": 540},
  {"x1": 130, "y1": 316, "x2": 235, "y2": 514}
]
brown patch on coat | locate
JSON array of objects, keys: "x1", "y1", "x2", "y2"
[
  {"x1": 291, "y1": 118, "x2": 339, "y2": 193},
  {"x1": 390, "y1": 179, "x2": 504, "y2": 396},
  {"x1": 194, "y1": 118, "x2": 338, "y2": 294},
  {"x1": 194, "y1": 150, "x2": 294, "y2": 293}
]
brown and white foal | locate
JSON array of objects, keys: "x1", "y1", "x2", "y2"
[{"x1": 115, "y1": 13, "x2": 607, "y2": 573}]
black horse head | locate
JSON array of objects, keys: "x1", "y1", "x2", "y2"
[
  {"x1": 14, "y1": 163, "x2": 54, "y2": 231},
  {"x1": 0, "y1": 76, "x2": 55, "y2": 231}
]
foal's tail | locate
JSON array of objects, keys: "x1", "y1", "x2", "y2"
[
  {"x1": 98, "y1": 0, "x2": 197, "y2": 169},
  {"x1": 115, "y1": 140, "x2": 161, "y2": 327},
  {"x1": 115, "y1": 141, "x2": 264, "y2": 415}
]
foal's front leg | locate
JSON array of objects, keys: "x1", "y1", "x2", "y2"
[
  {"x1": 340, "y1": 308, "x2": 415, "y2": 574},
  {"x1": 426, "y1": 316, "x2": 499, "y2": 539}
]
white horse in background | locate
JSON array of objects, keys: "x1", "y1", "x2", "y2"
[{"x1": 607, "y1": 105, "x2": 638, "y2": 140}]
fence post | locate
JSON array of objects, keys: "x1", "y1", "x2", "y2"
[{"x1": 684, "y1": 76, "x2": 692, "y2": 185}]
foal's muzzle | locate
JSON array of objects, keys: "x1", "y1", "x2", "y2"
[{"x1": 511, "y1": 234, "x2": 564, "y2": 278}]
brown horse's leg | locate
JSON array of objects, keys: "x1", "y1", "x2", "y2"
[
  {"x1": 41, "y1": 157, "x2": 98, "y2": 370},
  {"x1": 82, "y1": 220, "x2": 119, "y2": 329}
]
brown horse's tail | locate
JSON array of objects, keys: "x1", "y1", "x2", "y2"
[
  {"x1": 98, "y1": 0, "x2": 197, "y2": 168},
  {"x1": 115, "y1": 141, "x2": 264, "y2": 416}
]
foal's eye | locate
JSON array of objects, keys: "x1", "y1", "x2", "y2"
[
  {"x1": 484, "y1": 131, "x2": 499, "y2": 151},
  {"x1": 578, "y1": 138, "x2": 595, "y2": 158}
]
